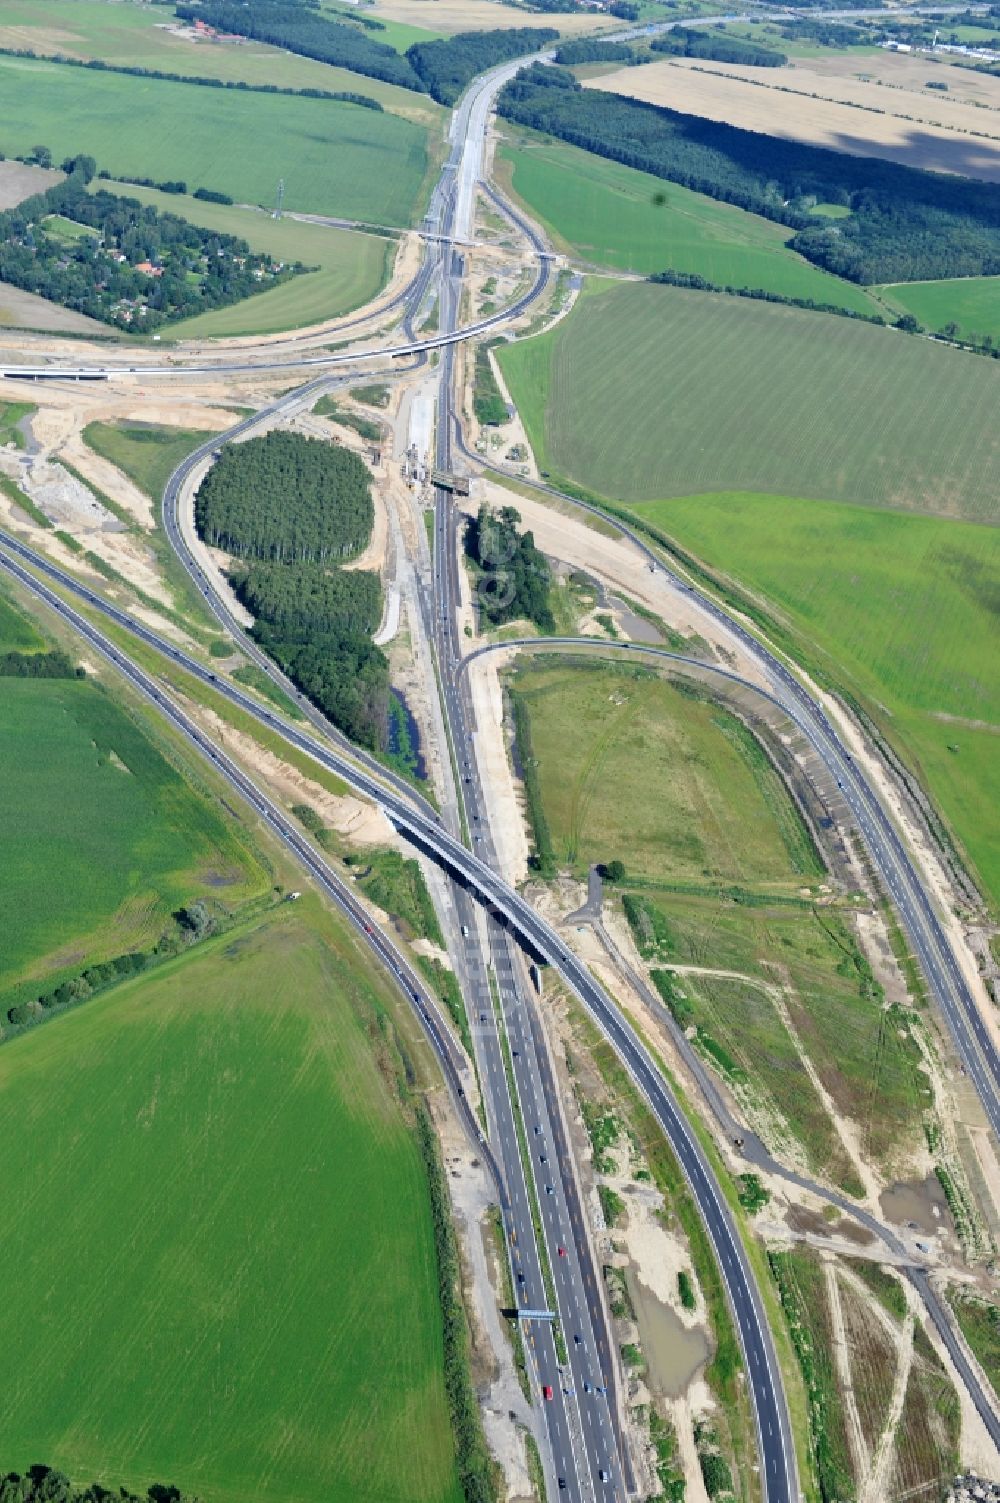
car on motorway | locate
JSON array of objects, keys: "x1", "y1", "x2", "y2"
[
  {"x1": 542, "y1": 1384, "x2": 553, "y2": 1401},
  {"x1": 558, "y1": 1245, "x2": 566, "y2": 1257}
]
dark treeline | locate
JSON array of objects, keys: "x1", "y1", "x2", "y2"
[
  {"x1": 196, "y1": 433, "x2": 389, "y2": 750},
  {"x1": 0, "y1": 168, "x2": 301, "y2": 329},
  {"x1": 5, "y1": 903, "x2": 219, "y2": 1031},
  {"x1": 174, "y1": 1, "x2": 424, "y2": 90},
  {"x1": 0, "y1": 1465, "x2": 197, "y2": 1503},
  {"x1": 651, "y1": 27, "x2": 787, "y2": 66},
  {"x1": 195, "y1": 432, "x2": 373, "y2": 563},
  {"x1": 553, "y1": 38, "x2": 638, "y2": 66},
  {"x1": 97, "y1": 172, "x2": 190, "y2": 195},
  {"x1": 0, "y1": 649, "x2": 83, "y2": 678},
  {"x1": 648, "y1": 265, "x2": 887, "y2": 324},
  {"x1": 498, "y1": 65, "x2": 1000, "y2": 283},
  {"x1": 465, "y1": 503, "x2": 553, "y2": 633},
  {"x1": 0, "y1": 44, "x2": 383, "y2": 107},
  {"x1": 415, "y1": 1106, "x2": 501, "y2": 1503},
  {"x1": 407, "y1": 27, "x2": 559, "y2": 105}
]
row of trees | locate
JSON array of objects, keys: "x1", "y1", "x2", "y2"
[
  {"x1": 406, "y1": 26, "x2": 558, "y2": 105},
  {"x1": 0, "y1": 649, "x2": 83, "y2": 678},
  {"x1": 651, "y1": 27, "x2": 787, "y2": 66},
  {"x1": 0, "y1": 169, "x2": 302, "y2": 329},
  {"x1": 465, "y1": 504, "x2": 554, "y2": 633},
  {"x1": 195, "y1": 433, "x2": 373, "y2": 563},
  {"x1": 174, "y1": 3, "x2": 559, "y2": 102},
  {"x1": 0, "y1": 1466, "x2": 195, "y2": 1503},
  {"x1": 0, "y1": 44, "x2": 383, "y2": 108},
  {"x1": 497, "y1": 65, "x2": 1000, "y2": 283},
  {"x1": 175, "y1": 0, "x2": 423, "y2": 90}
]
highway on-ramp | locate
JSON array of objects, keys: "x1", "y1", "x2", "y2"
[{"x1": 0, "y1": 523, "x2": 799, "y2": 1503}]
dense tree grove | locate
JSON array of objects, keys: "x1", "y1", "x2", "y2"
[
  {"x1": 553, "y1": 39, "x2": 638, "y2": 66},
  {"x1": 196, "y1": 433, "x2": 390, "y2": 749},
  {"x1": 0, "y1": 170, "x2": 302, "y2": 329},
  {"x1": 406, "y1": 27, "x2": 558, "y2": 105},
  {"x1": 195, "y1": 433, "x2": 373, "y2": 563},
  {"x1": 174, "y1": 0, "x2": 424, "y2": 90},
  {"x1": 465, "y1": 504, "x2": 553, "y2": 632},
  {"x1": 0, "y1": 1464, "x2": 195, "y2": 1502},
  {"x1": 498, "y1": 66, "x2": 1000, "y2": 283},
  {"x1": 233, "y1": 558, "x2": 380, "y2": 636},
  {"x1": 650, "y1": 28, "x2": 787, "y2": 65},
  {"x1": 0, "y1": 649, "x2": 83, "y2": 678},
  {"x1": 234, "y1": 562, "x2": 388, "y2": 752}
]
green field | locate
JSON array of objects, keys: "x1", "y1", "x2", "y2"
[
  {"x1": 0, "y1": 0, "x2": 443, "y2": 126},
  {"x1": 0, "y1": 672, "x2": 267, "y2": 998},
  {"x1": 497, "y1": 280, "x2": 1000, "y2": 522},
  {"x1": 0, "y1": 587, "x2": 42, "y2": 650},
  {"x1": 878, "y1": 275, "x2": 1000, "y2": 343},
  {"x1": 0, "y1": 55, "x2": 430, "y2": 225},
  {"x1": 111, "y1": 184, "x2": 391, "y2": 335},
  {"x1": 0, "y1": 900, "x2": 462, "y2": 1503},
  {"x1": 633, "y1": 492, "x2": 1000, "y2": 909},
  {"x1": 511, "y1": 659, "x2": 816, "y2": 888},
  {"x1": 498, "y1": 136, "x2": 880, "y2": 315}
]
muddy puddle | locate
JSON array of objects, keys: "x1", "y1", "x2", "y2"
[
  {"x1": 880, "y1": 1174, "x2": 951, "y2": 1236},
  {"x1": 625, "y1": 1268, "x2": 710, "y2": 1398},
  {"x1": 611, "y1": 597, "x2": 663, "y2": 645}
]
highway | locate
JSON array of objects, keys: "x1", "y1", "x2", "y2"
[
  {"x1": 0, "y1": 40, "x2": 801, "y2": 1503},
  {"x1": 0, "y1": 519, "x2": 798, "y2": 1503},
  {"x1": 455, "y1": 635, "x2": 1000, "y2": 1452},
  {"x1": 5, "y1": 17, "x2": 995, "y2": 1497},
  {"x1": 427, "y1": 200, "x2": 621, "y2": 1500},
  {"x1": 461, "y1": 463, "x2": 1000, "y2": 1153}
]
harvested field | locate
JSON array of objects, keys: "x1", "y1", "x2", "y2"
[
  {"x1": 369, "y1": 0, "x2": 609, "y2": 36},
  {"x1": 586, "y1": 57, "x2": 1000, "y2": 181},
  {"x1": 796, "y1": 46, "x2": 1000, "y2": 113},
  {"x1": 0, "y1": 157, "x2": 62, "y2": 208},
  {"x1": 0, "y1": 281, "x2": 109, "y2": 334}
]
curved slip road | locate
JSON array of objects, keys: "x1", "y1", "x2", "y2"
[{"x1": 0, "y1": 528, "x2": 798, "y2": 1502}]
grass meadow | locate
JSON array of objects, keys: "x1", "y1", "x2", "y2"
[
  {"x1": 0, "y1": 901, "x2": 462, "y2": 1503},
  {"x1": 498, "y1": 136, "x2": 881, "y2": 316},
  {"x1": 635, "y1": 492, "x2": 1000, "y2": 909},
  {"x1": 0, "y1": 588, "x2": 43, "y2": 650},
  {"x1": 497, "y1": 280, "x2": 1000, "y2": 521},
  {"x1": 0, "y1": 55, "x2": 430, "y2": 224},
  {"x1": 648, "y1": 893, "x2": 927, "y2": 1179},
  {"x1": 0, "y1": 674, "x2": 267, "y2": 999},
  {"x1": 511, "y1": 659, "x2": 816, "y2": 889},
  {"x1": 84, "y1": 419, "x2": 218, "y2": 507},
  {"x1": 0, "y1": 0, "x2": 443, "y2": 125},
  {"x1": 878, "y1": 275, "x2": 1000, "y2": 343},
  {"x1": 110, "y1": 185, "x2": 391, "y2": 336}
]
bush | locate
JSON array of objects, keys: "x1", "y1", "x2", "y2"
[{"x1": 678, "y1": 1269, "x2": 697, "y2": 1310}]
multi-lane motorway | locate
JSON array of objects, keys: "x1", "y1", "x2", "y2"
[{"x1": 4, "y1": 17, "x2": 999, "y2": 1498}]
